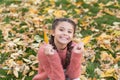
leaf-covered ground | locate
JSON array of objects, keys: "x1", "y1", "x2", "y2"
[{"x1": 0, "y1": 0, "x2": 120, "y2": 80}]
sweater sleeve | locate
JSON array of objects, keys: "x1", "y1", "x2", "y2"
[
  {"x1": 32, "y1": 72, "x2": 47, "y2": 80},
  {"x1": 66, "y1": 52, "x2": 82, "y2": 79},
  {"x1": 38, "y1": 45, "x2": 65, "y2": 80}
]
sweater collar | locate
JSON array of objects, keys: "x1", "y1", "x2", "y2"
[{"x1": 57, "y1": 47, "x2": 67, "y2": 53}]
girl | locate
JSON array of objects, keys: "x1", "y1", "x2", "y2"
[{"x1": 33, "y1": 18, "x2": 84, "y2": 80}]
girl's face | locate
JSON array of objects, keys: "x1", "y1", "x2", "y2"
[{"x1": 53, "y1": 22, "x2": 74, "y2": 45}]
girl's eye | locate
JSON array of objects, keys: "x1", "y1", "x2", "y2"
[
  {"x1": 68, "y1": 31, "x2": 72, "y2": 33},
  {"x1": 59, "y1": 29, "x2": 64, "y2": 31}
]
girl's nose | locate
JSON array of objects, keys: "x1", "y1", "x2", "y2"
[{"x1": 63, "y1": 31, "x2": 68, "y2": 35}]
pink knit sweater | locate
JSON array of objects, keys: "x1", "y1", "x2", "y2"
[{"x1": 33, "y1": 43, "x2": 82, "y2": 80}]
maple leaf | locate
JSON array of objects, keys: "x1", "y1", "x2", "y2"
[{"x1": 43, "y1": 29, "x2": 49, "y2": 44}]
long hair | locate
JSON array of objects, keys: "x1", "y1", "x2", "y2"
[{"x1": 49, "y1": 18, "x2": 76, "y2": 69}]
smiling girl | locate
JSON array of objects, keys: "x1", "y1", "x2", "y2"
[{"x1": 33, "y1": 18, "x2": 84, "y2": 80}]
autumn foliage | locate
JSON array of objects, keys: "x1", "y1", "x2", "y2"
[{"x1": 0, "y1": 0, "x2": 120, "y2": 80}]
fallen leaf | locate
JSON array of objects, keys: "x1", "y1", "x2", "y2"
[
  {"x1": 29, "y1": 71, "x2": 34, "y2": 76},
  {"x1": 82, "y1": 36, "x2": 92, "y2": 44},
  {"x1": 104, "y1": 8, "x2": 114, "y2": 15},
  {"x1": 29, "y1": 8, "x2": 38, "y2": 14},
  {"x1": 53, "y1": 10, "x2": 67, "y2": 18},
  {"x1": 13, "y1": 69, "x2": 19, "y2": 78},
  {"x1": 44, "y1": 29, "x2": 49, "y2": 44}
]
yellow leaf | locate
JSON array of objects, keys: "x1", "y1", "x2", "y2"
[
  {"x1": 100, "y1": 44, "x2": 107, "y2": 49},
  {"x1": 109, "y1": 54, "x2": 115, "y2": 61},
  {"x1": 80, "y1": 75, "x2": 88, "y2": 80},
  {"x1": 44, "y1": 7, "x2": 52, "y2": 12},
  {"x1": 49, "y1": 0, "x2": 55, "y2": 5},
  {"x1": 29, "y1": 8, "x2": 38, "y2": 14},
  {"x1": 74, "y1": 2, "x2": 83, "y2": 7},
  {"x1": 39, "y1": 15, "x2": 45, "y2": 21},
  {"x1": 113, "y1": 30, "x2": 120, "y2": 37},
  {"x1": 106, "y1": 1, "x2": 114, "y2": 6},
  {"x1": 53, "y1": 10, "x2": 67, "y2": 18},
  {"x1": 81, "y1": 21, "x2": 89, "y2": 27},
  {"x1": 82, "y1": 36, "x2": 91, "y2": 44},
  {"x1": 114, "y1": 1, "x2": 120, "y2": 7},
  {"x1": 0, "y1": 8, "x2": 3, "y2": 13},
  {"x1": 99, "y1": 3, "x2": 105, "y2": 9},
  {"x1": 91, "y1": 56, "x2": 95, "y2": 62},
  {"x1": 105, "y1": 68, "x2": 115, "y2": 74},
  {"x1": 44, "y1": 30, "x2": 49, "y2": 44},
  {"x1": 104, "y1": 8, "x2": 114, "y2": 15},
  {"x1": 72, "y1": 36, "x2": 92, "y2": 46},
  {"x1": 101, "y1": 68, "x2": 115, "y2": 78},
  {"x1": 74, "y1": 9, "x2": 82, "y2": 14},
  {"x1": 7, "y1": 70, "x2": 12, "y2": 74},
  {"x1": 114, "y1": 56, "x2": 120, "y2": 63}
]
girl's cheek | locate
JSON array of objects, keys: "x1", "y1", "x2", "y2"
[{"x1": 70, "y1": 35, "x2": 74, "y2": 38}]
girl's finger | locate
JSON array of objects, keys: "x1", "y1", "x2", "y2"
[
  {"x1": 78, "y1": 42, "x2": 84, "y2": 46},
  {"x1": 77, "y1": 46, "x2": 81, "y2": 50}
]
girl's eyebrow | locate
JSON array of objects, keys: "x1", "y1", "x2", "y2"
[
  {"x1": 59, "y1": 26, "x2": 73, "y2": 31},
  {"x1": 59, "y1": 26, "x2": 64, "y2": 28}
]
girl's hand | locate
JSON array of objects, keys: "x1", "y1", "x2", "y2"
[
  {"x1": 44, "y1": 44, "x2": 55, "y2": 55},
  {"x1": 73, "y1": 42, "x2": 84, "y2": 54}
]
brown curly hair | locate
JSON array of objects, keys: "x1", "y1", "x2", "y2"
[{"x1": 49, "y1": 18, "x2": 76, "y2": 69}]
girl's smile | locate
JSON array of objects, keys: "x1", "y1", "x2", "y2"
[{"x1": 59, "y1": 34, "x2": 70, "y2": 43}]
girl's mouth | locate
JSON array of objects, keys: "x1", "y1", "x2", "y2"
[{"x1": 60, "y1": 36, "x2": 69, "y2": 41}]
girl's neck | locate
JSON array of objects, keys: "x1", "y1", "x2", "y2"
[{"x1": 54, "y1": 40, "x2": 67, "y2": 50}]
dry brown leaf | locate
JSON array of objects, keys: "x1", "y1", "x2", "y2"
[
  {"x1": 23, "y1": 65, "x2": 30, "y2": 75},
  {"x1": 80, "y1": 75, "x2": 87, "y2": 80},
  {"x1": 9, "y1": 4, "x2": 18, "y2": 13},
  {"x1": 73, "y1": 2, "x2": 83, "y2": 7},
  {"x1": 23, "y1": 58, "x2": 32, "y2": 64},
  {"x1": 29, "y1": 8, "x2": 38, "y2": 14},
  {"x1": 99, "y1": 3, "x2": 106, "y2": 9},
  {"x1": 53, "y1": 10, "x2": 67, "y2": 18},
  {"x1": 95, "y1": 67, "x2": 104, "y2": 75},
  {"x1": 83, "y1": 0, "x2": 98, "y2": 4},
  {"x1": 29, "y1": 71, "x2": 34, "y2": 76},
  {"x1": 114, "y1": 55, "x2": 120, "y2": 63},
  {"x1": 16, "y1": 60, "x2": 23, "y2": 66},
  {"x1": 106, "y1": 1, "x2": 114, "y2": 6},
  {"x1": 13, "y1": 68, "x2": 19, "y2": 78},
  {"x1": 104, "y1": 8, "x2": 114, "y2": 15},
  {"x1": 7, "y1": 70, "x2": 12, "y2": 74}
]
